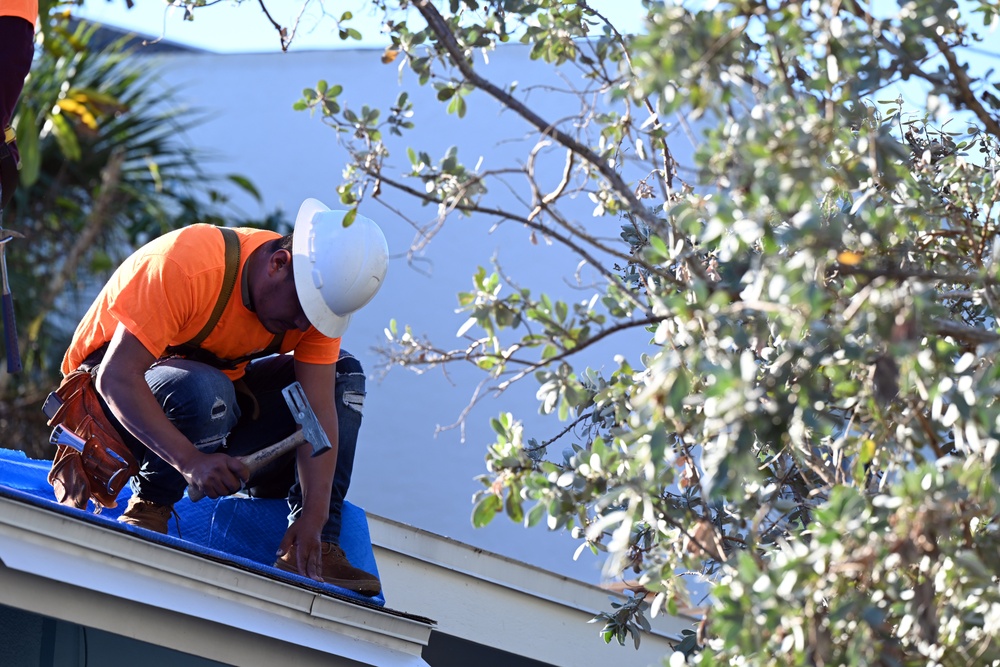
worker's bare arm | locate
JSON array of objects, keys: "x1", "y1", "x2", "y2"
[
  {"x1": 95, "y1": 322, "x2": 247, "y2": 498},
  {"x1": 275, "y1": 358, "x2": 338, "y2": 579}
]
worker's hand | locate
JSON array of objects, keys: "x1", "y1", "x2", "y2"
[
  {"x1": 277, "y1": 515, "x2": 325, "y2": 582},
  {"x1": 180, "y1": 451, "x2": 248, "y2": 500}
]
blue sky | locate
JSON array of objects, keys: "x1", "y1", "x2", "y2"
[
  {"x1": 73, "y1": 0, "x2": 996, "y2": 139},
  {"x1": 73, "y1": 0, "x2": 649, "y2": 52}
]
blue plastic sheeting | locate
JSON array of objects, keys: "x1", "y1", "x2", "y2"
[{"x1": 0, "y1": 448, "x2": 385, "y2": 606}]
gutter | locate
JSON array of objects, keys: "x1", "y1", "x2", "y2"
[{"x1": 0, "y1": 494, "x2": 433, "y2": 667}]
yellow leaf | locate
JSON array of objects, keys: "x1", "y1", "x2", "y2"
[
  {"x1": 838, "y1": 250, "x2": 863, "y2": 265},
  {"x1": 861, "y1": 439, "x2": 876, "y2": 464},
  {"x1": 382, "y1": 47, "x2": 400, "y2": 64},
  {"x1": 55, "y1": 98, "x2": 98, "y2": 130}
]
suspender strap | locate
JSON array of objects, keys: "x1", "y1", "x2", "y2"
[
  {"x1": 185, "y1": 226, "x2": 241, "y2": 348},
  {"x1": 165, "y1": 226, "x2": 282, "y2": 370}
]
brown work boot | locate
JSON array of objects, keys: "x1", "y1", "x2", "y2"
[
  {"x1": 118, "y1": 496, "x2": 173, "y2": 534},
  {"x1": 274, "y1": 542, "x2": 381, "y2": 596}
]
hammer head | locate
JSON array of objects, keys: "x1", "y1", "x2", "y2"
[{"x1": 281, "y1": 381, "x2": 333, "y2": 457}]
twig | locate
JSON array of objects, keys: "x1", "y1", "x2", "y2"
[
  {"x1": 496, "y1": 316, "x2": 660, "y2": 391},
  {"x1": 927, "y1": 32, "x2": 1000, "y2": 138},
  {"x1": 412, "y1": 0, "x2": 664, "y2": 233}
]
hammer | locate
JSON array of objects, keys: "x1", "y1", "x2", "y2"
[{"x1": 187, "y1": 381, "x2": 332, "y2": 502}]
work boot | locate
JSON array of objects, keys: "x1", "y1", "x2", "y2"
[
  {"x1": 118, "y1": 496, "x2": 173, "y2": 534},
  {"x1": 274, "y1": 542, "x2": 382, "y2": 596}
]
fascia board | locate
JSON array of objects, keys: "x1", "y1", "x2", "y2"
[
  {"x1": 0, "y1": 496, "x2": 431, "y2": 667},
  {"x1": 368, "y1": 514, "x2": 694, "y2": 666}
]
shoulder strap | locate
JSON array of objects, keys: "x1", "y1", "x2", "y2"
[
  {"x1": 165, "y1": 227, "x2": 284, "y2": 370},
  {"x1": 183, "y1": 226, "x2": 240, "y2": 348}
]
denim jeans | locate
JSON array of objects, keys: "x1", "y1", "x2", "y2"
[{"x1": 106, "y1": 351, "x2": 365, "y2": 544}]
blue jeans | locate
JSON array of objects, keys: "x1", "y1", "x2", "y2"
[{"x1": 107, "y1": 351, "x2": 365, "y2": 544}]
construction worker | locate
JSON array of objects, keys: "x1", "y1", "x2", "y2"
[{"x1": 58, "y1": 199, "x2": 389, "y2": 596}]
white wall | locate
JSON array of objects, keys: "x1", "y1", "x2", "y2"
[{"x1": 148, "y1": 45, "x2": 695, "y2": 586}]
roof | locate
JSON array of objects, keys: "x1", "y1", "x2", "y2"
[
  {"x1": 368, "y1": 514, "x2": 690, "y2": 667},
  {"x1": 0, "y1": 449, "x2": 433, "y2": 667},
  {"x1": 67, "y1": 17, "x2": 205, "y2": 54}
]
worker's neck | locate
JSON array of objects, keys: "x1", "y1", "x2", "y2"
[{"x1": 241, "y1": 246, "x2": 264, "y2": 312}]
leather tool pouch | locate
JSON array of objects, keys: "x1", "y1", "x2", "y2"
[{"x1": 44, "y1": 369, "x2": 139, "y2": 510}]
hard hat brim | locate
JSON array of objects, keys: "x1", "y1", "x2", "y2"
[{"x1": 291, "y1": 199, "x2": 353, "y2": 338}]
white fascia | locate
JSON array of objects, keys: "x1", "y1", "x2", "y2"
[
  {"x1": 0, "y1": 496, "x2": 432, "y2": 667},
  {"x1": 368, "y1": 514, "x2": 697, "y2": 667}
]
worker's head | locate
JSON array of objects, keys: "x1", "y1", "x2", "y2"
[
  {"x1": 288, "y1": 199, "x2": 389, "y2": 338},
  {"x1": 250, "y1": 200, "x2": 388, "y2": 337}
]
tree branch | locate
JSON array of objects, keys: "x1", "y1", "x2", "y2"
[
  {"x1": 927, "y1": 31, "x2": 1000, "y2": 138},
  {"x1": 357, "y1": 159, "x2": 682, "y2": 299},
  {"x1": 496, "y1": 315, "x2": 660, "y2": 391},
  {"x1": 412, "y1": 0, "x2": 664, "y2": 232}
]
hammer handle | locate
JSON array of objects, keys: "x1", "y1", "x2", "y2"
[
  {"x1": 2, "y1": 291, "x2": 20, "y2": 373},
  {"x1": 188, "y1": 429, "x2": 306, "y2": 502}
]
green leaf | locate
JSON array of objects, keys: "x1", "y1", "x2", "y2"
[
  {"x1": 472, "y1": 493, "x2": 502, "y2": 528},
  {"x1": 505, "y1": 490, "x2": 525, "y2": 523},
  {"x1": 226, "y1": 174, "x2": 262, "y2": 202},
  {"x1": 524, "y1": 501, "x2": 547, "y2": 528},
  {"x1": 50, "y1": 113, "x2": 81, "y2": 162},
  {"x1": 14, "y1": 107, "x2": 40, "y2": 187},
  {"x1": 342, "y1": 207, "x2": 358, "y2": 227}
]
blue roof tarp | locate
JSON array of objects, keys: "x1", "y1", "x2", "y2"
[{"x1": 0, "y1": 448, "x2": 385, "y2": 607}]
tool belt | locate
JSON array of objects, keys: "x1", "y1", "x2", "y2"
[{"x1": 43, "y1": 369, "x2": 139, "y2": 510}]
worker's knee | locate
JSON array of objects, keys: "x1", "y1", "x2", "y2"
[
  {"x1": 147, "y1": 359, "x2": 239, "y2": 442},
  {"x1": 336, "y1": 351, "x2": 366, "y2": 415}
]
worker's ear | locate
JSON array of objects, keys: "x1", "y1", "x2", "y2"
[{"x1": 269, "y1": 248, "x2": 293, "y2": 275}]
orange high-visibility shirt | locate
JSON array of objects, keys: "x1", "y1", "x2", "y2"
[
  {"x1": 62, "y1": 225, "x2": 341, "y2": 380},
  {"x1": 0, "y1": 0, "x2": 39, "y2": 25}
]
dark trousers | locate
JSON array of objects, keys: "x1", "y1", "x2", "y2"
[
  {"x1": 95, "y1": 351, "x2": 366, "y2": 544},
  {"x1": 0, "y1": 16, "x2": 33, "y2": 147}
]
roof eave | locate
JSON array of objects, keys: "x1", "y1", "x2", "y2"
[{"x1": 0, "y1": 495, "x2": 432, "y2": 667}]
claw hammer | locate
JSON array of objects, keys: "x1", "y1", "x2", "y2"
[{"x1": 188, "y1": 381, "x2": 333, "y2": 502}]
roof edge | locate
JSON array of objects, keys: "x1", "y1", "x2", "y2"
[{"x1": 0, "y1": 494, "x2": 432, "y2": 666}]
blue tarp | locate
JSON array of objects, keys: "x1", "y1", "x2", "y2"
[{"x1": 0, "y1": 448, "x2": 385, "y2": 607}]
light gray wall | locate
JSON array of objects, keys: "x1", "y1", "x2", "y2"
[{"x1": 147, "y1": 45, "x2": 695, "y2": 586}]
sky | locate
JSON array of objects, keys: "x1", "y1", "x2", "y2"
[{"x1": 72, "y1": 0, "x2": 649, "y2": 53}]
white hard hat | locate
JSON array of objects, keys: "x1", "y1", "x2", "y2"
[{"x1": 292, "y1": 198, "x2": 389, "y2": 338}]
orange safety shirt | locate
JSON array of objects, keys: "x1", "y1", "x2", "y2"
[
  {"x1": 62, "y1": 224, "x2": 340, "y2": 380},
  {"x1": 0, "y1": 0, "x2": 39, "y2": 24}
]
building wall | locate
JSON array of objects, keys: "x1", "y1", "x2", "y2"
[
  {"x1": 142, "y1": 45, "x2": 696, "y2": 586},
  {"x1": 0, "y1": 604, "x2": 232, "y2": 667}
]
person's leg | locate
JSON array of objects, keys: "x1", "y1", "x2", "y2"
[
  {"x1": 231, "y1": 350, "x2": 366, "y2": 544},
  {"x1": 0, "y1": 15, "x2": 35, "y2": 207},
  {"x1": 233, "y1": 351, "x2": 378, "y2": 595},
  {"x1": 109, "y1": 358, "x2": 240, "y2": 506},
  {"x1": 291, "y1": 351, "x2": 365, "y2": 543}
]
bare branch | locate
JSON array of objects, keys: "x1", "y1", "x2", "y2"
[{"x1": 412, "y1": 0, "x2": 664, "y2": 232}]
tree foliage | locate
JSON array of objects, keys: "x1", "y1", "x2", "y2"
[{"x1": 115, "y1": 0, "x2": 1000, "y2": 663}]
